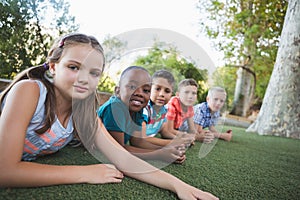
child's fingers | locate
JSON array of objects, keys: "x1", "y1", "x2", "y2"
[
  {"x1": 174, "y1": 155, "x2": 186, "y2": 164},
  {"x1": 104, "y1": 164, "x2": 124, "y2": 178},
  {"x1": 201, "y1": 131, "x2": 213, "y2": 143}
]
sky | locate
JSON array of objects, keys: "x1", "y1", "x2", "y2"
[{"x1": 67, "y1": 0, "x2": 222, "y2": 69}]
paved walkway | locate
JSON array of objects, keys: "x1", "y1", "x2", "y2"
[{"x1": 220, "y1": 114, "x2": 253, "y2": 128}]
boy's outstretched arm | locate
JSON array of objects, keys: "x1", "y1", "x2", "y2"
[
  {"x1": 130, "y1": 122, "x2": 162, "y2": 150},
  {"x1": 108, "y1": 129, "x2": 184, "y2": 162},
  {"x1": 161, "y1": 120, "x2": 182, "y2": 139},
  {"x1": 186, "y1": 117, "x2": 197, "y2": 134},
  {"x1": 144, "y1": 137, "x2": 174, "y2": 147},
  {"x1": 209, "y1": 126, "x2": 232, "y2": 142}
]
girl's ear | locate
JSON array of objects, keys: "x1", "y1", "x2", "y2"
[
  {"x1": 114, "y1": 86, "x2": 120, "y2": 97},
  {"x1": 49, "y1": 63, "x2": 56, "y2": 75}
]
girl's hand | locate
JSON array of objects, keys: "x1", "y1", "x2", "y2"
[
  {"x1": 176, "y1": 183, "x2": 219, "y2": 200},
  {"x1": 83, "y1": 164, "x2": 123, "y2": 184}
]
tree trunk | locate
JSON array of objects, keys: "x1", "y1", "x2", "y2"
[
  {"x1": 230, "y1": 67, "x2": 253, "y2": 117},
  {"x1": 246, "y1": 0, "x2": 300, "y2": 139}
]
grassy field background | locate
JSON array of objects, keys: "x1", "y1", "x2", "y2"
[{"x1": 1, "y1": 125, "x2": 300, "y2": 200}]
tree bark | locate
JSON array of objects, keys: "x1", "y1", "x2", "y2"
[
  {"x1": 246, "y1": 0, "x2": 300, "y2": 139},
  {"x1": 230, "y1": 67, "x2": 253, "y2": 117}
]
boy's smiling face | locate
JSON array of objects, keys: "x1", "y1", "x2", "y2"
[{"x1": 116, "y1": 69, "x2": 151, "y2": 113}]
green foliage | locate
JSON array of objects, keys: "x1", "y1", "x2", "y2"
[
  {"x1": 98, "y1": 74, "x2": 116, "y2": 93},
  {"x1": 212, "y1": 66, "x2": 237, "y2": 111},
  {"x1": 133, "y1": 41, "x2": 208, "y2": 103},
  {"x1": 1, "y1": 0, "x2": 32, "y2": 78},
  {"x1": 0, "y1": 0, "x2": 78, "y2": 79},
  {"x1": 97, "y1": 36, "x2": 128, "y2": 93},
  {"x1": 102, "y1": 35, "x2": 127, "y2": 65},
  {"x1": 197, "y1": 0, "x2": 287, "y2": 103}
]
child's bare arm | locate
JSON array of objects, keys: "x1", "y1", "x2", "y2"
[
  {"x1": 130, "y1": 135, "x2": 162, "y2": 150},
  {"x1": 144, "y1": 137, "x2": 173, "y2": 147},
  {"x1": 209, "y1": 126, "x2": 232, "y2": 142},
  {"x1": 109, "y1": 130, "x2": 154, "y2": 153},
  {"x1": 130, "y1": 122, "x2": 162, "y2": 150},
  {"x1": 161, "y1": 120, "x2": 182, "y2": 139},
  {"x1": 187, "y1": 117, "x2": 197, "y2": 134},
  {"x1": 108, "y1": 129, "x2": 183, "y2": 161}
]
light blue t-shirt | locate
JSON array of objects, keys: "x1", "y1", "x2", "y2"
[{"x1": 143, "y1": 100, "x2": 167, "y2": 137}]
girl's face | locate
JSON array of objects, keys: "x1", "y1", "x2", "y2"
[
  {"x1": 207, "y1": 91, "x2": 226, "y2": 113},
  {"x1": 51, "y1": 44, "x2": 104, "y2": 100},
  {"x1": 150, "y1": 77, "x2": 173, "y2": 107},
  {"x1": 117, "y1": 69, "x2": 151, "y2": 113},
  {"x1": 177, "y1": 85, "x2": 197, "y2": 107}
]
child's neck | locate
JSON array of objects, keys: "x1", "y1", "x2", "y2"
[
  {"x1": 209, "y1": 107, "x2": 215, "y2": 115},
  {"x1": 129, "y1": 111, "x2": 135, "y2": 117},
  {"x1": 180, "y1": 102, "x2": 188, "y2": 113},
  {"x1": 153, "y1": 104, "x2": 162, "y2": 113}
]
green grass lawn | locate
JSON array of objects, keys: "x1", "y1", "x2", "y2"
[{"x1": 1, "y1": 126, "x2": 300, "y2": 200}]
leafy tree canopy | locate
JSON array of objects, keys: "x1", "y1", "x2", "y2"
[
  {"x1": 198, "y1": 0, "x2": 287, "y2": 101},
  {"x1": 0, "y1": 0, "x2": 78, "y2": 79},
  {"x1": 97, "y1": 35, "x2": 128, "y2": 93}
]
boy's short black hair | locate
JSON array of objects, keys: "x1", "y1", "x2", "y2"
[
  {"x1": 118, "y1": 66, "x2": 149, "y2": 86},
  {"x1": 120, "y1": 66, "x2": 148, "y2": 79}
]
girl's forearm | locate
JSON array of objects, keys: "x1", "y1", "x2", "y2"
[
  {"x1": 124, "y1": 166, "x2": 183, "y2": 193},
  {"x1": 0, "y1": 162, "x2": 87, "y2": 187}
]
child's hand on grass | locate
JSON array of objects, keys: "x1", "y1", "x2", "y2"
[
  {"x1": 176, "y1": 131, "x2": 195, "y2": 148},
  {"x1": 195, "y1": 131, "x2": 214, "y2": 143},
  {"x1": 203, "y1": 131, "x2": 214, "y2": 144},
  {"x1": 83, "y1": 164, "x2": 123, "y2": 184},
  {"x1": 158, "y1": 145, "x2": 186, "y2": 164},
  {"x1": 222, "y1": 129, "x2": 233, "y2": 141},
  {"x1": 176, "y1": 182, "x2": 219, "y2": 200}
]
